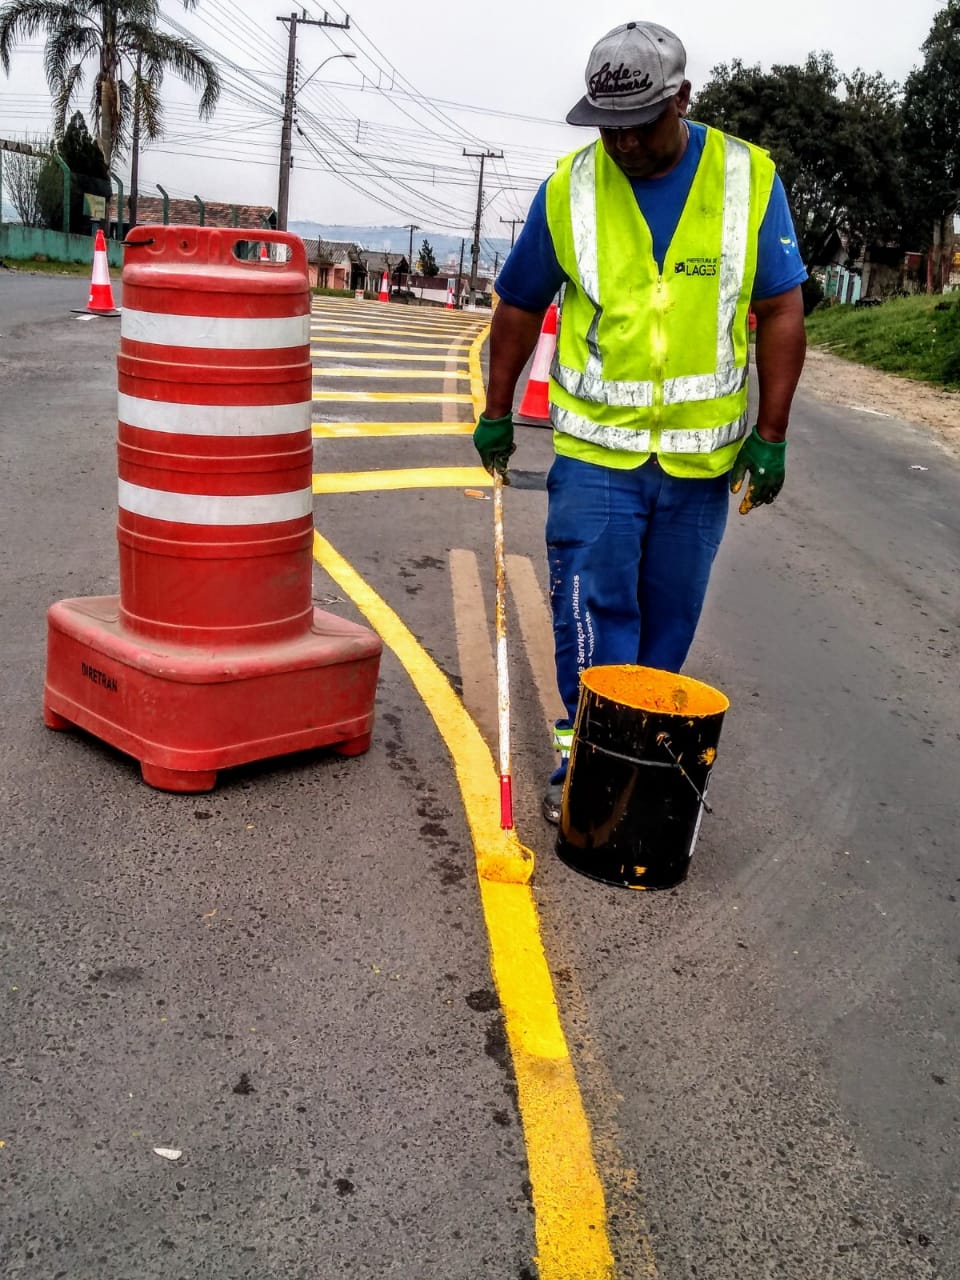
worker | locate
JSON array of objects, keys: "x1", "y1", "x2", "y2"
[{"x1": 474, "y1": 20, "x2": 807, "y2": 824}]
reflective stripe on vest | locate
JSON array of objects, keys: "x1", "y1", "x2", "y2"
[{"x1": 552, "y1": 405, "x2": 749, "y2": 454}]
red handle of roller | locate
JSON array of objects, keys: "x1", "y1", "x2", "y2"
[{"x1": 499, "y1": 775, "x2": 514, "y2": 830}]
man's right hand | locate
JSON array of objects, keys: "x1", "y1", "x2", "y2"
[{"x1": 473, "y1": 413, "x2": 516, "y2": 483}]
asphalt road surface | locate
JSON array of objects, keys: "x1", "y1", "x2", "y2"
[{"x1": 1, "y1": 271, "x2": 957, "y2": 1280}]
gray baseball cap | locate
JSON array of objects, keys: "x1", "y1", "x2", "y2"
[{"x1": 567, "y1": 21, "x2": 687, "y2": 127}]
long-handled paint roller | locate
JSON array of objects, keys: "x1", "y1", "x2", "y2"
[
  {"x1": 476, "y1": 471, "x2": 535, "y2": 884},
  {"x1": 493, "y1": 470, "x2": 515, "y2": 829}
]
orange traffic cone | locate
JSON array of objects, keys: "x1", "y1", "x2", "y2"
[
  {"x1": 516, "y1": 303, "x2": 558, "y2": 422},
  {"x1": 378, "y1": 270, "x2": 390, "y2": 303},
  {"x1": 78, "y1": 229, "x2": 120, "y2": 317},
  {"x1": 445, "y1": 280, "x2": 455, "y2": 309}
]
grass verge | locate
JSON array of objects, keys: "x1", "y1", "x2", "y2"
[
  {"x1": 1, "y1": 257, "x2": 92, "y2": 276},
  {"x1": 805, "y1": 294, "x2": 960, "y2": 390}
]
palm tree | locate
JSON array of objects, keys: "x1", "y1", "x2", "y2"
[{"x1": 0, "y1": 1, "x2": 220, "y2": 204}]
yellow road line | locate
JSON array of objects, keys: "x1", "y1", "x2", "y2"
[
  {"x1": 311, "y1": 528, "x2": 614, "y2": 1280},
  {"x1": 315, "y1": 368, "x2": 469, "y2": 380},
  {"x1": 311, "y1": 350, "x2": 470, "y2": 363},
  {"x1": 311, "y1": 336, "x2": 472, "y2": 351},
  {"x1": 312, "y1": 318, "x2": 483, "y2": 332},
  {"x1": 313, "y1": 467, "x2": 489, "y2": 493},
  {"x1": 311, "y1": 308, "x2": 486, "y2": 328},
  {"x1": 309, "y1": 330, "x2": 481, "y2": 345},
  {"x1": 312, "y1": 390, "x2": 474, "y2": 404},
  {"x1": 312, "y1": 422, "x2": 472, "y2": 438}
]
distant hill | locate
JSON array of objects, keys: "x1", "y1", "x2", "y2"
[{"x1": 289, "y1": 222, "x2": 513, "y2": 272}]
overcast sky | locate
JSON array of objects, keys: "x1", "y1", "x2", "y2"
[{"x1": 0, "y1": 0, "x2": 946, "y2": 243}]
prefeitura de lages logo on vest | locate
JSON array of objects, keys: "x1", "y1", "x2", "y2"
[{"x1": 674, "y1": 257, "x2": 719, "y2": 277}]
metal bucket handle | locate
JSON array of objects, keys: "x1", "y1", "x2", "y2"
[{"x1": 577, "y1": 730, "x2": 714, "y2": 815}]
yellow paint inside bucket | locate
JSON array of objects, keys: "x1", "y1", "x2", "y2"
[{"x1": 581, "y1": 664, "x2": 729, "y2": 718}]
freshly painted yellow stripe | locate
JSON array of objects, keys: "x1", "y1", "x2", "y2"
[
  {"x1": 315, "y1": 368, "x2": 469, "y2": 380},
  {"x1": 467, "y1": 326, "x2": 488, "y2": 409},
  {"x1": 311, "y1": 317, "x2": 485, "y2": 331},
  {"x1": 310, "y1": 528, "x2": 615, "y2": 1280},
  {"x1": 311, "y1": 349, "x2": 470, "y2": 363},
  {"x1": 312, "y1": 422, "x2": 473, "y2": 438},
  {"x1": 310, "y1": 306, "x2": 485, "y2": 325},
  {"x1": 313, "y1": 467, "x2": 489, "y2": 493},
  {"x1": 311, "y1": 336, "x2": 472, "y2": 351},
  {"x1": 312, "y1": 390, "x2": 474, "y2": 404}
]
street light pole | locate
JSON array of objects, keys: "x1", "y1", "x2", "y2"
[{"x1": 276, "y1": 12, "x2": 352, "y2": 231}]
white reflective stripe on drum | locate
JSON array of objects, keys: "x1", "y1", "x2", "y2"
[
  {"x1": 118, "y1": 480, "x2": 312, "y2": 526},
  {"x1": 121, "y1": 308, "x2": 310, "y2": 349},
  {"x1": 118, "y1": 392, "x2": 311, "y2": 437}
]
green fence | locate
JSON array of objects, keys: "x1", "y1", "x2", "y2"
[{"x1": 0, "y1": 223, "x2": 123, "y2": 268}]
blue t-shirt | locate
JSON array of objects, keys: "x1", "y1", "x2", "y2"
[{"x1": 496, "y1": 121, "x2": 807, "y2": 310}]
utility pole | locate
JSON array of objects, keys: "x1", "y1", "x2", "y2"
[
  {"x1": 277, "y1": 10, "x2": 350, "y2": 231},
  {"x1": 403, "y1": 223, "x2": 420, "y2": 291},
  {"x1": 456, "y1": 238, "x2": 465, "y2": 310},
  {"x1": 500, "y1": 215, "x2": 524, "y2": 249},
  {"x1": 493, "y1": 251, "x2": 499, "y2": 276},
  {"x1": 463, "y1": 148, "x2": 502, "y2": 306}
]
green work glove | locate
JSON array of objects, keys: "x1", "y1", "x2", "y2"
[
  {"x1": 473, "y1": 412, "x2": 516, "y2": 483},
  {"x1": 729, "y1": 427, "x2": 787, "y2": 514}
]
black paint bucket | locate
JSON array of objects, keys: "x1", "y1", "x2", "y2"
[{"x1": 556, "y1": 665, "x2": 728, "y2": 890}]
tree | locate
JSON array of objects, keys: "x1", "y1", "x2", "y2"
[
  {"x1": 902, "y1": 0, "x2": 960, "y2": 289},
  {"x1": 36, "y1": 109, "x2": 109, "y2": 231},
  {"x1": 2, "y1": 137, "x2": 49, "y2": 224},
  {"x1": 419, "y1": 237, "x2": 439, "y2": 277},
  {"x1": 0, "y1": 0, "x2": 220, "y2": 183},
  {"x1": 692, "y1": 54, "x2": 907, "y2": 267}
]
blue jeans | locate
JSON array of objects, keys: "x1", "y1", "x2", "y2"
[{"x1": 547, "y1": 453, "x2": 729, "y2": 726}]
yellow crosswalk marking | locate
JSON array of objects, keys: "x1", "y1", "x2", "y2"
[
  {"x1": 313, "y1": 467, "x2": 489, "y2": 493},
  {"x1": 312, "y1": 390, "x2": 473, "y2": 403},
  {"x1": 314, "y1": 368, "x2": 468, "y2": 380},
  {"x1": 311, "y1": 336, "x2": 471, "y2": 351},
  {"x1": 312, "y1": 422, "x2": 472, "y2": 438},
  {"x1": 311, "y1": 350, "x2": 470, "y2": 363}
]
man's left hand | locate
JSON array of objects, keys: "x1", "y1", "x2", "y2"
[{"x1": 729, "y1": 427, "x2": 787, "y2": 515}]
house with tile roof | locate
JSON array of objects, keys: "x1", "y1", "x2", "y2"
[{"x1": 131, "y1": 196, "x2": 276, "y2": 232}]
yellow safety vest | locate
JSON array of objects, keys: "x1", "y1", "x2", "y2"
[{"x1": 544, "y1": 126, "x2": 776, "y2": 477}]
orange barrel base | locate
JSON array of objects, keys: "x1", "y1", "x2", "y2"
[
  {"x1": 43, "y1": 597, "x2": 382, "y2": 793},
  {"x1": 556, "y1": 664, "x2": 729, "y2": 890}
]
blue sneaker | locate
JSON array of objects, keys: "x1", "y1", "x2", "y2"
[{"x1": 542, "y1": 760, "x2": 568, "y2": 826}]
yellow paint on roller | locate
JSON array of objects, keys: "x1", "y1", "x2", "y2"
[
  {"x1": 312, "y1": 422, "x2": 473, "y2": 438},
  {"x1": 313, "y1": 467, "x2": 490, "y2": 494},
  {"x1": 313, "y1": 390, "x2": 474, "y2": 404}
]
